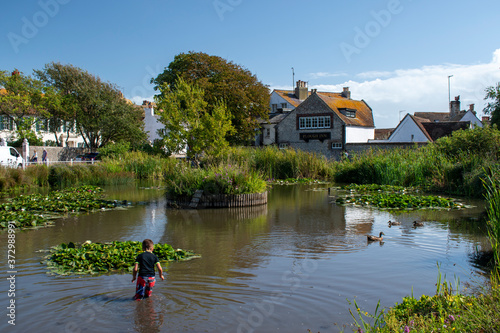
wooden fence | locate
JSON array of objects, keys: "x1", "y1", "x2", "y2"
[{"x1": 167, "y1": 190, "x2": 268, "y2": 209}]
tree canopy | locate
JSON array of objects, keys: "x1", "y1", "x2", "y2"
[
  {"x1": 0, "y1": 69, "x2": 47, "y2": 144},
  {"x1": 154, "y1": 77, "x2": 234, "y2": 162},
  {"x1": 152, "y1": 52, "x2": 270, "y2": 145},
  {"x1": 35, "y1": 62, "x2": 146, "y2": 150},
  {"x1": 484, "y1": 82, "x2": 500, "y2": 128}
]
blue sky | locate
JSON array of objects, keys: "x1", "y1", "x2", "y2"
[{"x1": 1, "y1": 0, "x2": 500, "y2": 128}]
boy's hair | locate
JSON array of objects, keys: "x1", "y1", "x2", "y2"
[{"x1": 142, "y1": 239, "x2": 154, "y2": 251}]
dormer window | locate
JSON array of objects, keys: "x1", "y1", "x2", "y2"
[
  {"x1": 339, "y1": 108, "x2": 356, "y2": 118},
  {"x1": 281, "y1": 103, "x2": 287, "y2": 109}
]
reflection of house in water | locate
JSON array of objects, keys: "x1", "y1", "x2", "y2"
[{"x1": 343, "y1": 206, "x2": 377, "y2": 235}]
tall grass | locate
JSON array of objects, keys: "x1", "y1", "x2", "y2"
[
  {"x1": 333, "y1": 127, "x2": 500, "y2": 197},
  {"x1": 202, "y1": 146, "x2": 333, "y2": 180},
  {"x1": 483, "y1": 165, "x2": 500, "y2": 279}
]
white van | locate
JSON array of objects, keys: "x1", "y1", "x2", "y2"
[{"x1": 0, "y1": 146, "x2": 24, "y2": 168}]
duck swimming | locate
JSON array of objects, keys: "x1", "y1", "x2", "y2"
[
  {"x1": 388, "y1": 221, "x2": 401, "y2": 227},
  {"x1": 367, "y1": 232, "x2": 384, "y2": 242},
  {"x1": 413, "y1": 221, "x2": 424, "y2": 227}
]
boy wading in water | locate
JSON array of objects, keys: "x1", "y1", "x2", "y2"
[{"x1": 132, "y1": 239, "x2": 164, "y2": 300}]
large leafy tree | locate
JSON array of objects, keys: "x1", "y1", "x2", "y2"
[
  {"x1": 152, "y1": 52, "x2": 269, "y2": 145},
  {"x1": 484, "y1": 82, "x2": 500, "y2": 128},
  {"x1": 0, "y1": 69, "x2": 47, "y2": 144},
  {"x1": 154, "y1": 77, "x2": 233, "y2": 162},
  {"x1": 35, "y1": 62, "x2": 146, "y2": 150}
]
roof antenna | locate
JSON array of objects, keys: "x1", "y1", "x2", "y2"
[{"x1": 291, "y1": 67, "x2": 295, "y2": 90}]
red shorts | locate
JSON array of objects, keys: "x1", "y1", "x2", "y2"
[{"x1": 134, "y1": 276, "x2": 156, "y2": 300}]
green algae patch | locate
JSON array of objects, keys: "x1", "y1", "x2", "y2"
[
  {"x1": 336, "y1": 192, "x2": 464, "y2": 210},
  {"x1": 0, "y1": 185, "x2": 125, "y2": 230},
  {"x1": 43, "y1": 240, "x2": 200, "y2": 276}
]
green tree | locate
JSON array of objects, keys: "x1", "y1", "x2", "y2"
[
  {"x1": 154, "y1": 77, "x2": 234, "y2": 163},
  {"x1": 35, "y1": 62, "x2": 146, "y2": 150},
  {"x1": 0, "y1": 69, "x2": 47, "y2": 144},
  {"x1": 484, "y1": 82, "x2": 500, "y2": 128},
  {"x1": 152, "y1": 52, "x2": 269, "y2": 145}
]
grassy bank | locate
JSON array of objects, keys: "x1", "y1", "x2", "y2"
[
  {"x1": 347, "y1": 167, "x2": 500, "y2": 332},
  {"x1": 333, "y1": 126, "x2": 500, "y2": 197},
  {"x1": 0, "y1": 127, "x2": 498, "y2": 199}
]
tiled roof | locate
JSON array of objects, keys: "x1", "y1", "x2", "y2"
[
  {"x1": 273, "y1": 89, "x2": 344, "y2": 108},
  {"x1": 374, "y1": 128, "x2": 394, "y2": 140},
  {"x1": 271, "y1": 89, "x2": 374, "y2": 127},
  {"x1": 414, "y1": 111, "x2": 467, "y2": 123},
  {"x1": 409, "y1": 114, "x2": 470, "y2": 142},
  {"x1": 316, "y1": 93, "x2": 374, "y2": 127},
  {"x1": 421, "y1": 121, "x2": 470, "y2": 141},
  {"x1": 414, "y1": 112, "x2": 449, "y2": 122}
]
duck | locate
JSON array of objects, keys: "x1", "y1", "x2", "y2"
[
  {"x1": 367, "y1": 232, "x2": 385, "y2": 242},
  {"x1": 388, "y1": 221, "x2": 401, "y2": 227},
  {"x1": 413, "y1": 221, "x2": 424, "y2": 227}
]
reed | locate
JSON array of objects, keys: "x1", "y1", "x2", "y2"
[
  {"x1": 483, "y1": 165, "x2": 500, "y2": 278},
  {"x1": 202, "y1": 146, "x2": 333, "y2": 180}
]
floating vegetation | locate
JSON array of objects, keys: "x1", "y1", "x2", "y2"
[
  {"x1": 336, "y1": 193, "x2": 464, "y2": 210},
  {"x1": 342, "y1": 183, "x2": 418, "y2": 193},
  {"x1": 0, "y1": 185, "x2": 123, "y2": 230},
  {"x1": 43, "y1": 240, "x2": 199, "y2": 275}
]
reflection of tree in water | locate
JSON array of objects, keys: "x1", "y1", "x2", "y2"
[{"x1": 133, "y1": 298, "x2": 164, "y2": 333}]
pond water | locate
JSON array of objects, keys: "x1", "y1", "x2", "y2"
[{"x1": 0, "y1": 184, "x2": 491, "y2": 333}]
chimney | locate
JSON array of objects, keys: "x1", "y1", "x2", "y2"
[
  {"x1": 450, "y1": 95, "x2": 460, "y2": 118},
  {"x1": 469, "y1": 104, "x2": 476, "y2": 115},
  {"x1": 295, "y1": 80, "x2": 308, "y2": 100},
  {"x1": 342, "y1": 87, "x2": 351, "y2": 99}
]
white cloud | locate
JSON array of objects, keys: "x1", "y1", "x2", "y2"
[{"x1": 309, "y1": 49, "x2": 500, "y2": 128}]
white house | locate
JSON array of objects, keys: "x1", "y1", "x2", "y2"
[
  {"x1": 142, "y1": 100, "x2": 164, "y2": 143},
  {"x1": 375, "y1": 96, "x2": 480, "y2": 143},
  {"x1": 141, "y1": 100, "x2": 187, "y2": 157}
]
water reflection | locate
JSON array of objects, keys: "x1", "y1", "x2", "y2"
[{"x1": 0, "y1": 183, "x2": 491, "y2": 333}]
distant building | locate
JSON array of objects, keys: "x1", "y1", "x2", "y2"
[
  {"x1": 376, "y1": 96, "x2": 481, "y2": 143},
  {"x1": 257, "y1": 81, "x2": 375, "y2": 159},
  {"x1": 141, "y1": 100, "x2": 187, "y2": 157},
  {"x1": 142, "y1": 100, "x2": 163, "y2": 143},
  {"x1": 0, "y1": 88, "x2": 85, "y2": 147}
]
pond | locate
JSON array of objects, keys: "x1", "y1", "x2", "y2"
[{"x1": 0, "y1": 184, "x2": 491, "y2": 332}]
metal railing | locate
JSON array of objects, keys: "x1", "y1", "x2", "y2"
[{"x1": 22, "y1": 158, "x2": 99, "y2": 169}]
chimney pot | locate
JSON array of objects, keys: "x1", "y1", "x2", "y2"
[
  {"x1": 295, "y1": 80, "x2": 308, "y2": 100},
  {"x1": 342, "y1": 87, "x2": 351, "y2": 99}
]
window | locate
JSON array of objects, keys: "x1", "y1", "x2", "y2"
[
  {"x1": 345, "y1": 110, "x2": 356, "y2": 118},
  {"x1": 331, "y1": 142, "x2": 343, "y2": 149},
  {"x1": 339, "y1": 108, "x2": 356, "y2": 118},
  {"x1": 272, "y1": 104, "x2": 277, "y2": 112},
  {"x1": 265, "y1": 128, "x2": 270, "y2": 138},
  {"x1": 279, "y1": 143, "x2": 288, "y2": 149},
  {"x1": 281, "y1": 103, "x2": 287, "y2": 109},
  {"x1": 298, "y1": 116, "x2": 331, "y2": 129}
]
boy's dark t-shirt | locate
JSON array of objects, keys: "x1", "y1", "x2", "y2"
[{"x1": 135, "y1": 251, "x2": 159, "y2": 277}]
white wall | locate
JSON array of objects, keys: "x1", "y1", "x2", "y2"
[
  {"x1": 270, "y1": 91, "x2": 294, "y2": 112},
  {"x1": 262, "y1": 124, "x2": 276, "y2": 145},
  {"x1": 461, "y1": 111, "x2": 483, "y2": 128},
  {"x1": 388, "y1": 117, "x2": 428, "y2": 142},
  {"x1": 345, "y1": 126, "x2": 375, "y2": 143},
  {"x1": 144, "y1": 106, "x2": 164, "y2": 143}
]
